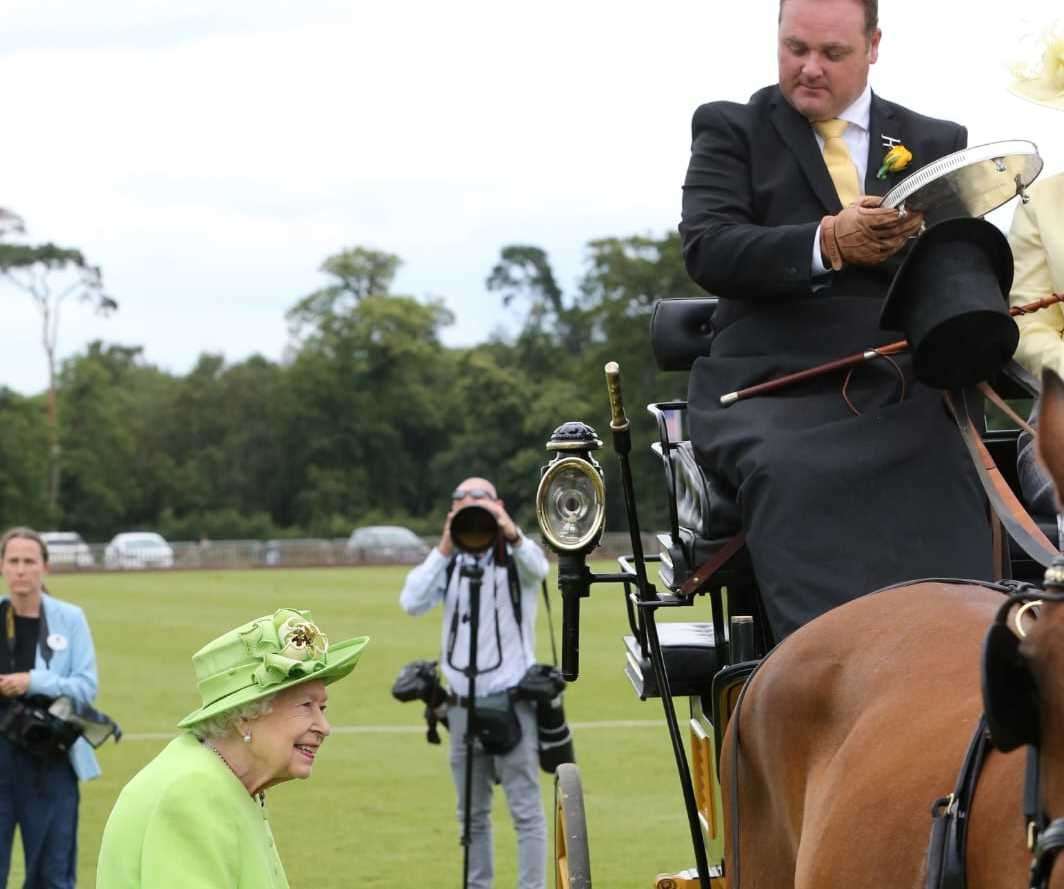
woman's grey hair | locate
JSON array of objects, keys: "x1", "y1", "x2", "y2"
[{"x1": 189, "y1": 694, "x2": 277, "y2": 741}]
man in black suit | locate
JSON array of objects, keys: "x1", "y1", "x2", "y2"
[{"x1": 680, "y1": 0, "x2": 994, "y2": 639}]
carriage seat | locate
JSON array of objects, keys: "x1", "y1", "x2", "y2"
[
  {"x1": 649, "y1": 297, "x2": 754, "y2": 592},
  {"x1": 623, "y1": 622, "x2": 724, "y2": 699}
]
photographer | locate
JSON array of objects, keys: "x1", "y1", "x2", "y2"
[
  {"x1": 1, "y1": 527, "x2": 101, "y2": 889},
  {"x1": 399, "y1": 478, "x2": 550, "y2": 889}
]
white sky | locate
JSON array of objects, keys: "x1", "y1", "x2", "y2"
[{"x1": 2, "y1": 0, "x2": 1061, "y2": 395}]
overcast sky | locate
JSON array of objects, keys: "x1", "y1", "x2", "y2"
[{"x1": 2, "y1": 0, "x2": 1061, "y2": 395}]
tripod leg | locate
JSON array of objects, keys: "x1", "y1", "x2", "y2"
[{"x1": 451, "y1": 704, "x2": 492, "y2": 889}]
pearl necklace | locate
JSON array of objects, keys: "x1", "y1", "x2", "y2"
[{"x1": 203, "y1": 740, "x2": 265, "y2": 807}]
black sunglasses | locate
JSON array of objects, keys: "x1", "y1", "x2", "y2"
[{"x1": 451, "y1": 488, "x2": 498, "y2": 502}]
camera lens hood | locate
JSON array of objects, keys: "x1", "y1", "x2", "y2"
[{"x1": 451, "y1": 504, "x2": 499, "y2": 554}]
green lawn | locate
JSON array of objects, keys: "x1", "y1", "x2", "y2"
[{"x1": 6, "y1": 564, "x2": 707, "y2": 888}]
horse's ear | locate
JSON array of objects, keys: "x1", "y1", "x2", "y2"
[{"x1": 1038, "y1": 369, "x2": 1064, "y2": 506}]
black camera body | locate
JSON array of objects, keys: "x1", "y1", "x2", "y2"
[
  {"x1": 0, "y1": 694, "x2": 121, "y2": 758},
  {"x1": 391, "y1": 659, "x2": 449, "y2": 744},
  {"x1": 515, "y1": 664, "x2": 576, "y2": 774},
  {"x1": 0, "y1": 696, "x2": 82, "y2": 758}
]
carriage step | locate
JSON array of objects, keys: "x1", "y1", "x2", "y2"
[{"x1": 654, "y1": 865, "x2": 725, "y2": 889}]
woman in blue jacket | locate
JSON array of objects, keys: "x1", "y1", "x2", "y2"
[{"x1": 0, "y1": 526, "x2": 100, "y2": 889}]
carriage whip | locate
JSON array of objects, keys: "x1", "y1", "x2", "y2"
[{"x1": 719, "y1": 292, "x2": 1064, "y2": 406}]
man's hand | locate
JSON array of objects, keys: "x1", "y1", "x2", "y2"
[
  {"x1": 479, "y1": 499, "x2": 521, "y2": 545},
  {"x1": 821, "y1": 196, "x2": 924, "y2": 270},
  {"x1": 0, "y1": 672, "x2": 30, "y2": 697},
  {"x1": 438, "y1": 510, "x2": 456, "y2": 558}
]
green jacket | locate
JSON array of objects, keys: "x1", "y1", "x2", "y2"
[{"x1": 96, "y1": 734, "x2": 289, "y2": 888}]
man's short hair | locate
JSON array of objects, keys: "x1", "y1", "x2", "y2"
[
  {"x1": 0, "y1": 527, "x2": 49, "y2": 564},
  {"x1": 779, "y1": 0, "x2": 879, "y2": 38}
]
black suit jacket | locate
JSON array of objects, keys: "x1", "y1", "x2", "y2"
[{"x1": 679, "y1": 84, "x2": 968, "y2": 332}]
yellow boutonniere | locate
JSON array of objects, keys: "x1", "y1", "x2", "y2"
[{"x1": 877, "y1": 144, "x2": 913, "y2": 179}]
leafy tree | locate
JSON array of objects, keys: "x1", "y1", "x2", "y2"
[
  {"x1": 58, "y1": 343, "x2": 175, "y2": 539},
  {"x1": 285, "y1": 251, "x2": 456, "y2": 527},
  {"x1": 0, "y1": 229, "x2": 117, "y2": 515},
  {"x1": 486, "y1": 244, "x2": 564, "y2": 316},
  {"x1": 0, "y1": 388, "x2": 50, "y2": 530},
  {"x1": 287, "y1": 247, "x2": 402, "y2": 343}
]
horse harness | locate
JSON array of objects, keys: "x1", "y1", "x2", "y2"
[{"x1": 929, "y1": 559, "x2": 1064, "y2": 889}]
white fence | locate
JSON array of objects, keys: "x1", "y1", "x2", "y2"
[{"x1": 47, "y1": 532, "x2": 662, "y2": 572}]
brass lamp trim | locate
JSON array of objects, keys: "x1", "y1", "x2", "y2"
[{"x1": 536, "y1": 456, "x2": 606, "y2": 553}]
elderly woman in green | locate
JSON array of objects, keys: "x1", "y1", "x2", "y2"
[{"x1": 97, "y1": 609, "x2": 369, "y2": 888}]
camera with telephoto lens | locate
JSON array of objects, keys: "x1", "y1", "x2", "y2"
[
  {"x1": 515, "y1": 664, "x2": 576, "y2": 774},
  {"x1": 0, "y1": 694, "x2": 120, "y2": 758},
  {"x1": 391, "y1": 659, "x2": 449, "y2": 744}
]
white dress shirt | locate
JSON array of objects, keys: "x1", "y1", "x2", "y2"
[
  {"x1": 812, "y1": 83, "x2": 873, "y2": 275},
  {"x1": 399, "y1": 537, "x2": 551, "y2": 697}
]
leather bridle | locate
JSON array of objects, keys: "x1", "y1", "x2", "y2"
[{"x1": 983, "y1": 559, "x2": 1064, "y2": 889}]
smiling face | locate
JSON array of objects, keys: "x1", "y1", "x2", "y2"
[
  {"x1": 778, "y1": 0, "x2": 880, "y2": 122},
  {"x1": 245, "y1": 680, "x2": 331, "y2": 787}
]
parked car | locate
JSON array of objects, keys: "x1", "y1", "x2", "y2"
[
  {"x1": 40, "y1": 531, "x2": 95, "y2": 569},
  {"x1": 103, "y1": 532, "x2": 175, "y2": 570},
  {"x1": 345, "y1": 525, "x2": 429, "y2": 565}
]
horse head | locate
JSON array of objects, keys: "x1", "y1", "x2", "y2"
[{"x1": 982, "y1": 369, "x2": 1064, "y2": 889}]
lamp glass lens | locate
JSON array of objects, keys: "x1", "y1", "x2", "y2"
[{"x1": 544, "y1": 465, "x2": 601, "y2": 547}]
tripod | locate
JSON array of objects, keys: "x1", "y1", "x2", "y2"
[{"x1": 459, "y1": 558, "x2": 484, "y2": 889}]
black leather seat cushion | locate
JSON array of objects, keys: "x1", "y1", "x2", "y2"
[
  {"x1": 623, "y1": 622, "x2": 723, "y2": 698},
  {"x1": 650, "y1": 297, "x2": 717, "y2": 372}
]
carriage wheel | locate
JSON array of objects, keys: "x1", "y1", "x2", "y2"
[{"x1": 555, "y1": 763, "x2": 591, "y2": 889}]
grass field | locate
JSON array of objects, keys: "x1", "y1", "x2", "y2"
[{"x1": 6, "y1": 563, "x2": 710, "y2": 888}]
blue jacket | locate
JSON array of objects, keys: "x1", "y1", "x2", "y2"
[{"x1": 1, "y1": 591, "x2": 101, "y2": 780}]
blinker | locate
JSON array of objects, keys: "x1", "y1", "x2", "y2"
[{"x1": 982, "y1": 606, "x2": 1040, "y2": 752}]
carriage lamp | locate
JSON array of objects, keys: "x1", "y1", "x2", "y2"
[{"x1": 536, "y1": 422, "x2": 606, "y2": 554}]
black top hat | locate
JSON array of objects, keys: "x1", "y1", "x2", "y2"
[{"x1": 880, "y1": 217, "x2": 1018, "y2": 389}]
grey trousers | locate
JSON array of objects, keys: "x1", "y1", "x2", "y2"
[{"x1": 448, "y1": 698, "x2": 547, "y2": 889}]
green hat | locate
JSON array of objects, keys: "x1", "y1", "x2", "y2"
[{"x1": 178, "y1": 608, "x2": 370, "y2": 728}]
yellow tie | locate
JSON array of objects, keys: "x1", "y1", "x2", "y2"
[{"x1": 814, "y1": 119, "x2": 860, "y2": 207}]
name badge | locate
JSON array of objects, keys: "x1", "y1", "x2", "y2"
[{"x1": 46, "y1": 633, "x2": 68, "y2": 652}]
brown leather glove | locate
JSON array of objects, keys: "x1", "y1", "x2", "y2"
[{"x1": 820, "y1": 196, "x2": 925, "y2": 270}]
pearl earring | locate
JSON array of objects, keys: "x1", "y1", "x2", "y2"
[{"x1": 242, "y1": 731, "x2": 252, "y2": 744}]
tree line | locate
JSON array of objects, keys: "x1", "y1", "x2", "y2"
[{"x1": 0, "y1": 236, "x2": 704, "y2": 542}]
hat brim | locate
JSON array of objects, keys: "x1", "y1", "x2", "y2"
[
  {"x1": 177, "y1": 635, "x2": 370, "y2": 729},
  {"x1": 1008, "y1": 81, "x2": 1064, "y2": 111}
]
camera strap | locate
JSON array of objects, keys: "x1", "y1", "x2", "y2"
[
  {"x1": 497, "y1": 549, "x2": 561, "y2": 668},
  {"x1": 497, "y1": 548, "x2": 561, "y2": 667},
  {"x1": 2, "y1": 600, "x2": 14, "y2": 667},
  {"x1": 37, "y1": 601, "x2": 53, "y2": 668}
]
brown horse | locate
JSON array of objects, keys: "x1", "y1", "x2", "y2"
[{"x1": 723, "y1": 371, "x2": 1064, "y2": 889}]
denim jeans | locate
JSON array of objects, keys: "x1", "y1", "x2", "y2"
[
  {"x1": 0, "y1": 735, "x2": 79, "y2": 889},
  {"x1": 448, "y1": 698, "x2": 547, "y2": 889}
]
